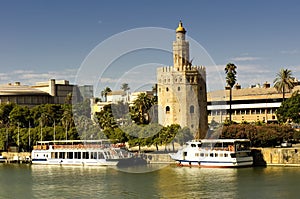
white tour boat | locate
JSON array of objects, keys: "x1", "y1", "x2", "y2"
[
  {"x1": 31, "y1": 140, "x2": 131, "y2": 166},
  {"x1": 169, "y1": 139, "x2": 253, "y2": 168}
]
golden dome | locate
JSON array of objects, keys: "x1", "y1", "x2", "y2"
[{"x1": 176, "y1": 21, "x2": 186, "y2": 33}]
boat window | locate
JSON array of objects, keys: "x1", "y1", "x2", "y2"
[
  {"x1": 235, "y1": 141, "x2": 250, "y2": 151},
  {"x1": 202, "y1": 143, "x2": 212, "y2": 149},
  {"x1": 224, "y1": 153, "x2": 228, "y2": 157},
  {"x1": 59, "y1": 152, "x2": 65, "y2": 159},
  {"x1": 200, "y1": 153, "x2": 204, "y2": 157},
  {"x1": 98, "y1": 152, "x2": 104, "y2": 159},
  {"x1": 197, "y1": 143, "x2": 202, "y2": 147},
  {"x1": 191, "y1": 144, "x2": 196, "y2": 147},
  {"x1": 195, "y1": 153, "x2": 199, "y2": 157},
  {"x1": 213, "y1": 142, "x2": 223, "y2": 149},
  {"x1": 210, "y1": 153, "x2": 214, "y2": 157},
  {"x1": 83, "y1": 152, "x2": 89, "y2": 159},
  {"x1": 184, "y1": 152, "x2": 187, "y2": 156},
  {"x1": 230, "y1": 153, "x2": 236, "y2": 158},
  {"x1": 91, "y1": 152, "x2": 97, "y2": 159},
  {"x1": 55, "y1": 152, "x2": 58, "y2": 158},
  {"x1": 51, "y1": 152, "x2": 55, "y2": 158},
  {"x1": 74, "y1": 152, "x2": 81, "y2": 159},
  {"x1": 214, "y1": 153, "x2": 218, "y2": 157},
  {"x1": 223, "y1": 142, "x2": 233, "y2": 148},
  {"x1": 67, "y1": 152, "x2": 73, "y2": 159},
  {"x1": 205, "y1": 153, "x2": 208, "y2": 157},
  {"x1": 219, "y1": 153, "x2": 224, "y2": 157}
]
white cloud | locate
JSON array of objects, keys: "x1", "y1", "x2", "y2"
[
  {"x1": 0, "y1": 69, "x2": 77, "y2": 86},
  {"x1": 230, "y1": 56, "x2": 261, "y2": 62},
  {"x1": 280, "y1": 50, "x2": 300, "y2": 55}
]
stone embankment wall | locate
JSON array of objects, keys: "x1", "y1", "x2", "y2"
[
  {"x1": 252, "y1": 147, "x2": 300, "y2": 166},
  {"x1": 143, "y1": 153, "x2": 175, "y2": 164}
]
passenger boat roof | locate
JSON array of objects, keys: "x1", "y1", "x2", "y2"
[
  {"x1": 188, "y1": 139, "x2": 250, "y2": 143},
  {"x1": 35, "y1": 139, "x2": 111, "y2": 145}
]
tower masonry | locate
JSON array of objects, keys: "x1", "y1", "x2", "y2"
[{"x1": 156, "y1": 21, "x2": 208, "y2": 139}]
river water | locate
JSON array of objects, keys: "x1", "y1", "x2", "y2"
[{"x1": 0, "y1": 164, "x2": 299, "y2": 199}]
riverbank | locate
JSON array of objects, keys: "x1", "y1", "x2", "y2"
[
  {"x1": 252, "y1": 146, "x2": 300, "y2": 166},
  {"x1": 2, "y1": 146, "x2": 300, "y2": 167}
]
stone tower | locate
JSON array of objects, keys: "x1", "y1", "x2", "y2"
[{"x1": 156, "y1": 21, "x2": 208, "y2": 139}]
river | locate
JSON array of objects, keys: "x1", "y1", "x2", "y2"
[{"x1": 0, "y1": 164, "x2": 299, "y2": 199}]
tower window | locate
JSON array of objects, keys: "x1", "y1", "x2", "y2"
[
  {"x1": 166, "y1": 87, "x2": 169, "y2": 92},
  {"x1": 166, "y1": 106, "x2": 170, "y2": 114},
  {"x1": 178, "y1": 86, "x2": 180, "y2": 91},
  {"x1": 190, "y1": 105, "x2": 194, "y2": 114}
]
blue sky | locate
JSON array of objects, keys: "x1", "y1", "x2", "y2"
[{"x1": 1, "y1": 0, "x2": 300, "y2": 94}]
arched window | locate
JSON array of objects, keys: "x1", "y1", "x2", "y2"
[
  {"x1": 190, "y1": 105, "x2": 194, "y2": 114},
  {"x1": 166, "y1": 87, "x2": 169, "y2": 92},
  {"x1": 166, "y1": 106, "x2": 170, "y2": 114},
  {"x1": 178, "y1": 86, "x2": 180, "y2": 91}
]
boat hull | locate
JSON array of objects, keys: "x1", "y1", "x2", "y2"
[
  {"x1": 174, "y1": 159, "x2": 253, "y2": 168},
  {"x1": 31, "y1": 158, "x2": 119, "y2": 166}
]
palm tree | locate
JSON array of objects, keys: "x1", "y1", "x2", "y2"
[
  {"x1": 225, "y1": 63, "x2": 237, "y2": 122},
  {"x1": 120, "y1": 83, "x2": 130, "y2": 102},
  {"x1": 120, "y1": 83, "x2": 130, "y2": 92},
  {"x1": 273, "y1": 68, "x2": 295, "y2": 102},
  {"x1": 133, "y1": 93, "x2": 152, "y2": 124},
  {"x1": 101, "y1": 87, "x2": 112, "y2": 102},
  {"x1": 61, "y1": 106, "x2": 73, "y2": 140}
]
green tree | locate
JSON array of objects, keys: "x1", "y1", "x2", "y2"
[
  {"x1": 96, "y1": 105, "x2": 117, "y2": 130},
  {"x1": 276, "y1": 91, "x2": 300, "y2": 123},
  {"x1": 61, "y1": 105, "x2": 74, "y2": 140},
  {"x1": 131, "y1": 93, "x2": 153, "y2": 124},
  {"x1": 273, "y1": 68, "x2": 295, "y2": 102},
  {"x1": 9, "y1": 105, "x2": 31, "y2": 127},
  {"x1": 101, "y1": 87, "x2": 112, "y2": 102},
  {"x1": 120, "y1": 83, "x2": 130, "y2": 92},
  {"x1": 0, "y1": 103, "x2": 15, "y2": 127},
  {"x1": 225, "y1": 63, "x2": 237, "y2": 122}
]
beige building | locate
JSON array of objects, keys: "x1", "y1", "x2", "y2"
[
  {"x1": 156, "y1": 21, "x2": 208, "y2": 138},
  {"x1": 207, "y1": 82, "x2": 300, "y2": 123},
  {"x1": 0, "y1": 79, "x2": 82, "y2": 107}
]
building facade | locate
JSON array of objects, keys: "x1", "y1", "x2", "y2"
[
  {"x1": 0, "y1": 79, "x2": 82, "y2": 107},
  {"x1": 156, "y1": 21, "x2": 208, "y2": 138},
  {"x1": 207, "y1": 82, "x2": 300, "y2": 123}
]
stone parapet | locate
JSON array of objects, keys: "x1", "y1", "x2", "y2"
[{"x1": 252, "y1": 147, "x2": 300, "y2": 166}]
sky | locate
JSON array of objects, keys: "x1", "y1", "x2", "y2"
[{"x1": 1, "y1": 0, "x2": 300, "y2": 95}]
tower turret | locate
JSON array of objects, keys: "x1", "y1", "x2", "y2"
[{"x1": 173, "y1": 21, "x2": 190, "y2": 71}]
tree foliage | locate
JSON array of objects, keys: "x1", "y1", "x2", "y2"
[
  {"x1": 276, "y1": 91, "x2": 300, "y2": 123},
  {"x1": 273, "y1": 68, "x2": 295, "y2": 101},
  {"x1": 218, "y1": 123, "x2": 295, "y2": 147},
  {"x1": 225, "y1": 63, "x2": 237, "y2": 122}
]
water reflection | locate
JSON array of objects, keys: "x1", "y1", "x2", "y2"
[
  {"x1": 157, "y1": 166, "x2": 239, "y2": 199},
  {"x1": 2, "y1": 164, "x2": 300, "y2": 198}
]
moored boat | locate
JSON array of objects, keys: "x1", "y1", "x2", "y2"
[
  {"x1": 31, "y1": 140, "x2": 132, "y2": 166},
  {"x1": 169, "y1": 139, "x2": 253, "y2": 168}
]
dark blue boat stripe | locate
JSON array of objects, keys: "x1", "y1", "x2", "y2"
[
  {"x1": 32, "y1": 159, "x2": 47, "y2": 161},
  {"x1": 176, "y1": 160, "x2": 253, "y2": 164}
]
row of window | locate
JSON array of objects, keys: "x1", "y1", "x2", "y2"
[
  {"x1": 185, "y1": 152, "x2": 250, "y2": 158},
  {"x1": 34, "y1": 151, "x2": 112, "y2": 159},
  {"x1": 165, "y1": 105, "x2": 194, "y2": 114},
  {"x1": 158, "y1": 76, "x2": 198, "y2": 84},
  {"x1": 159, "y1": 86, "x2": 202, "y2": 92},
  {"x1": 208, "y1": 108, "x2": 277, "y2": 116},
  {"x1": 51, "y1": 151, "x2": 109, "y2": 159}
]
